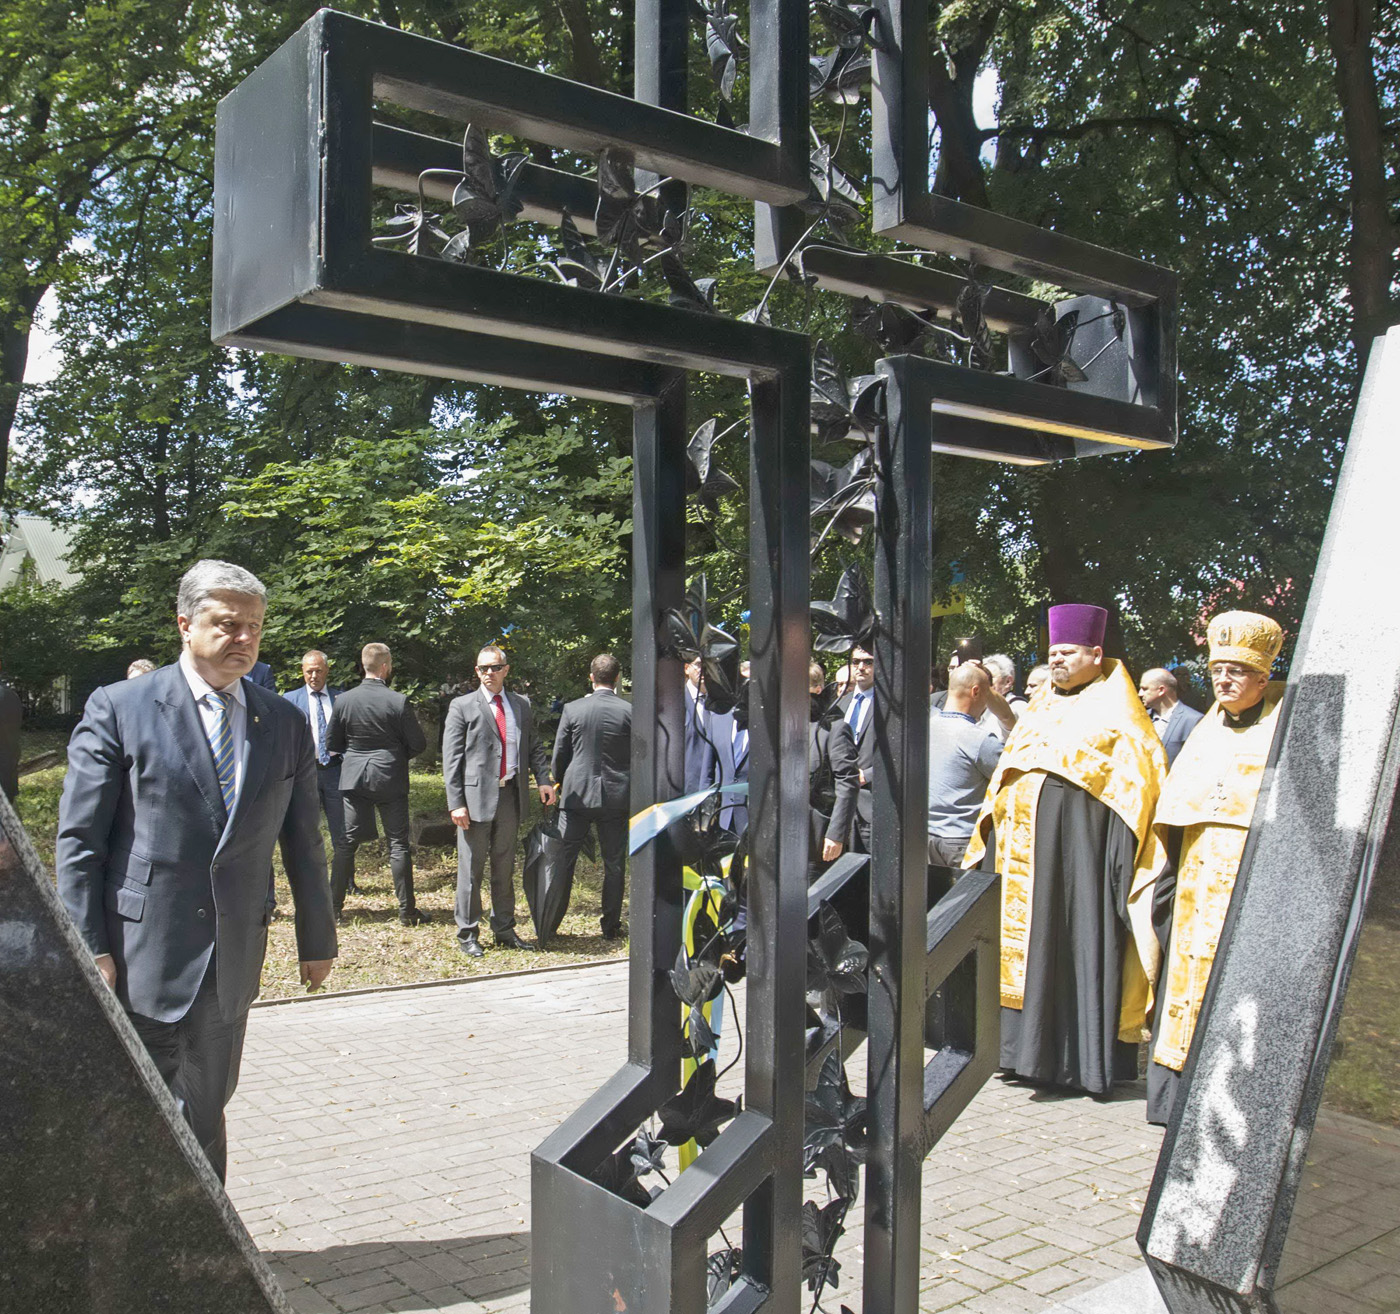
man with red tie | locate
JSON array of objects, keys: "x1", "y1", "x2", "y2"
[{"x1": 442, "y1": 644, "x2": 556, "y2": 957}]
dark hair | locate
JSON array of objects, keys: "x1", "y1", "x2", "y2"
[{"x1": 590, "y1": 652, "x2": 621, "y2": 686}]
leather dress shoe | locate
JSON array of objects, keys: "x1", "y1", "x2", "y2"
[
  {"x1": 398, "y1": 907, "x2": 432, "y2": 926},
  {"x1": 494, "y1": 929, "x2": 536, "y2": 951},
  {"x1": 457, "y1": 934, "x2": 485, "y2": 959}
]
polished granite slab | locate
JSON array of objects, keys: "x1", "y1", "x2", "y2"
[{"x1": 0, "y1": 789, "x2": 288, "y2": 1312}]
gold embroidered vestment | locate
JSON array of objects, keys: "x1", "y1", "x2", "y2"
[{"x1": 963, "y1": 659, "x2": 1169, "y2": 1042}]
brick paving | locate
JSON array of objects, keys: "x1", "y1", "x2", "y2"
[{"x1": 226, "y1": 962, "x2": 1167, "y2": 1313}]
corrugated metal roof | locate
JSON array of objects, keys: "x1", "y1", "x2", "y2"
[{"x1": 0, "y1": 516, "x2": 80, "y2": 589}]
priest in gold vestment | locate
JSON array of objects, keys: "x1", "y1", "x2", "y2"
[
  {"x1": 965, "y1": 605, "x2": 1168, "y2": 1096},
  {"x1": 1145, "y1": 610, "x2": 1285, "y2": 1125}
]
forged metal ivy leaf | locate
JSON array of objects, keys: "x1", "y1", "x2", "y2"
[
  {"x1": 814, "y1": 0, "x2": 886, "y2": 50},
  {"x1": 1111, "y1": 300, "x2": 1127, "y2": 340},
  {"x1": 801, "y1": 1198, "x2": 847, "y2": 1292},
  {"x1": 661, "y1": 249, "x2": 719, "y2": 314},
  {"x1": 686, "y1": 419, "x2": 741, "y2": 503},
  {"x1": 956, "y1": 279, "x2": 996, "y2": 371},
  {"x1": 452, "y1": 126, "x2": 527, "y2": 243},
  {"x1": 440, "y1": 230, "x2": 475, "y2": 264},
  {"x1": 810, "y1": 564, "x2": 876, "y2": 653},
  {"x1": 810, "y1": 445, "x2": 875, "y2": 544},
  {"x1": 1032, "y1": 307, "x2": 1087, "y2": 384},
  {"x1": 852, "y1": 296, "x2": 933, "y2": 355},
  {"x1": 811, "y1": 340, "x2": 852, "y2": 427},
  {"x1": 805, "y1": 1004, "x2": 841, "y2": 1074},
  {"x1": 684, "y1": 1004, "x2": 718, "y2": 1059},
  {"x1": 594, "y1": 147, "x2": 680, "y2": 256},
  {"x1": 804, "y1": 1051, "x2": 868, "y2": 1164},
  {"x1": 702, "y1": 2, "x2": 744, "y2": 101},
  {"x1": 818, "y1": 1141, "x2": 861, "y2": 1202},
  {"x1": 592, "y1": 1143, "x2": 656, "y2": 1207},
  {"x1": 802, "y1": 141, "x2": 863, "y2": 228},
  {"x1": 628, "y1": 1128, "x2": 668, "y2": 1178},
  {"x1": 550, "y1": 208, "x2": 603, "y2": 289},
  {"x1": 808, "y1": 901, "x2": 869, "y2": 996},
  {"x1": 671, "y1": 945, "x2": 724, "y2": 1008},
  {"x1": 678, "y1": 792, "x2": 738, "y2": 879},
  {"x1": 657, "y1": 1059, "x2": 740, "y2": 1148},
  {"x1": 707, "y1": 1247, "x2": 744, "y2": 1303}
]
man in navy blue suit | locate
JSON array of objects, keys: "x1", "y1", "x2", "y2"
[
  {"x1": 284, "y1": 650, "x2": 357, "y2": 914},
  {"x1": 56, "y1": 560, "x2": 337, "y2": 1181},
  {"x1": 1139, "y1": 667, "x2": 1204, "y2": 767}
]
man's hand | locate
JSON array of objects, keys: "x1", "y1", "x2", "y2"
[
  {"x1": 450, "y1": 806, "x2": 471, "y2": 829},
  {"x1": 300, "y1": 959, "x2": 334, "y2": 991},
  {"x1": 822, "y1": 838, "x2": 844, "y2": 862},
  {"x1": 858, "y1": 769, "x2": 867, "y2": 786},
  {"x1": 94, "y1": 953, "x2": 117, "y2": 992},
  {"x1": 539, "y1": 783, "x2": 558, "y2": 807}
]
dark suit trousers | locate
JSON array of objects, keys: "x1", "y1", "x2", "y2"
[
  {"x1": 558, "y1": 808, "x2": 628, "y2": 935},
  {"x1": 127, "y1": 961, "x2": 247, "y2": 1183},
  {"x1": 316, "y1": 765, "x2": 355, "y2": 910},
  {"x1": 343, "y1": 791, "x2": 416, "y2": 911},
  {"x1": 455, "y1": 781, "x2": 520, "y2": 937}
]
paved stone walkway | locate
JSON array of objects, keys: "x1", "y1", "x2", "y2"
[{"x1": 226, "y1": 962, "x2": 1167, "y2": 1313}]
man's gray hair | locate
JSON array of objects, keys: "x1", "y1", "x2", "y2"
[
  {"x1": 983, "y1": 653, "x2": 1016, "y2": 684},
  {"x1": 177, "y1": 560, "x2": 267, "y2": 620}
]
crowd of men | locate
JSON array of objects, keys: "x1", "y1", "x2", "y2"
[{"x1": 43, "y1": 558, "x2": 1282, "y2": 1180}]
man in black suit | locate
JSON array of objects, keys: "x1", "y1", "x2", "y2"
[
  {"x1": 808, "y1": 661, "x2": 858, "y2": 868},
  {"x1": 284, "y1": 649, "x2": 356, "y2": 913},
  {"x1": 1139, "y1": 666, "x2": 1205, "y2": 767},
  {"x1": 326, "y1": 642, "x2": 429, "y2": 926},
  {"x1": 830, "y1": 645, "x2": 876, "y2": 852},
  {"x1": 442, "y1": 643, "x2": 555, "y2": 956},
  {"x1": 246, "y1": 660, "x2": 278, "y2": 691},
  {"x1": 0, "y1": 656, "x2": 20, "y2": 803},
  {"x1": 683, "y1": 657, "x2": 710, "y2": 795},
  {"x1": 56, "y1": 559, "x2": 337, "y2": 1181},
  {"x1": 551, "y1": 653, "x2": 632, "y2": 940}
]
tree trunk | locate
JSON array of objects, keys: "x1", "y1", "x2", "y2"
[
  {"x1": 0, "y1": 285, "x2": 46, "y2": 507},
  {"x1": 1327, "y1": 0, "x2": 1399, "y2": 368},
  {"x1": 554, "y1": 0, "x2": 607, "y2": 89},
  {"x1": 927, "y1": 4, "x2": 999, "y2": 207}
]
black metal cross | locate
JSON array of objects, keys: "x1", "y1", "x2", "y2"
[{"x1": 212, "y1": 4, "x2": 1176, "y2": 1310}]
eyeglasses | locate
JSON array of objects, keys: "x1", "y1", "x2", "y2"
[
  {"x1": 852, "y1": 658, "x2": 874, "y2": 668},
  {"x1": 1209, "y1": 663, "x2": 1258, "y2": 681},
  {"x1": 477, "y1": 663, "x2": 506, "y2": 674}
]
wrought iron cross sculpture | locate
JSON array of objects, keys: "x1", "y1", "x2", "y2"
[{"x1": 212, "y1": 4, "x2": 1175, "y2": 1311}]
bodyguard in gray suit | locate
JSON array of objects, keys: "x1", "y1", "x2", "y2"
[
  {"x1": 56, "y1": 560, "x2": 337, "y2": 1181},
  {"x1": 551, "y1": 654, "x2": 632, "y2": 939},
  {"x1": 442, "y1": 643, "x2": 555, "y2": 955}
]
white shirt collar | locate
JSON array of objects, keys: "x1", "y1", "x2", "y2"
[{"x1": 179, "y1": 650, "x2": 248, "y2": 707}]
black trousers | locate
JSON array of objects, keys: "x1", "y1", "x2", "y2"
[
  {"x1": 342, "y1": 790, "x2": 416, "y2": 911},
  {"x1": 127, "y1": 961, "x2": 248, "y2": 1183},
  {"x1": 557, "y1": 808, "x2": 628, "y2": 935},
  {"x1": 316, "y1": 765, "x2": 356, "y2": 911}
]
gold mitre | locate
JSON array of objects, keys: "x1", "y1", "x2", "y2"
[{"x1": 1208, "y1": 610, "x2": 1283, "y2": 672}]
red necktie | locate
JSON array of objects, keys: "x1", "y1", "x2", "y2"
[{"x1": 493, "y1": 693, "x2": 507, "y2": 780}]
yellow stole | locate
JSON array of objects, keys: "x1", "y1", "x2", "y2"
[
  {"x1": 1149, "y1": 684, "x2": 1285, "y2": 1070},
  {"x1": 963, "y1": 659, "x2": 1169, "y2": 1041}
]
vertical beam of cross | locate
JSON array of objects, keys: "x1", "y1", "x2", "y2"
[
  {"x1": 865, "y1": 358, "x2": 935, "y2": 1313},
  {"x1": 628, "y1": 375, "x2": 689, "y2": 1072}
]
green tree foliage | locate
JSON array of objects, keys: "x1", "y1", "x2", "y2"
[{"x1": 3, "y1": 0, "x2": 1396, "y2": 700}]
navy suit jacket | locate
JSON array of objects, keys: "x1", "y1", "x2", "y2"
[
  {"x1": 705, "y1": 709, "x2": 749, "y2": 834},
  {"x1": 56, "y1": 663, "x2": 337, "y2": 1024},
  {"x1": 284, "y1": 684, "x2": 344, "y2": 786},
  {"x1": 247, "y1": 661, "x2": 278, "y2": 691},
  {"x1": 1160, "y1": 702, "x2": 1205, "y2": 767}
]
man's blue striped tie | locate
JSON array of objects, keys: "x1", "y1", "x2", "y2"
[{"x1": 207, "y1": 691, "x2": 237, "y2": 816}]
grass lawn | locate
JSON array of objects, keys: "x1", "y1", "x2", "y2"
[{"x1": 15, "y1": 732, "x2": 626, "y2": 1002}]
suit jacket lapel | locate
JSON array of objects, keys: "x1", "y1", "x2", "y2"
[{"x1": 155, "y1": 667, "x2": 225, "y2": 829}]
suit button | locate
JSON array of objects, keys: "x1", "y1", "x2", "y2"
[{"x1": 196, "y1": 908, "x2": 208, "y2": 919}]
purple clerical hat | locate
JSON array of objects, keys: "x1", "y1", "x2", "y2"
[{"x1": 1048, "y1": 603, "x2": 1107, "y2": 648}]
